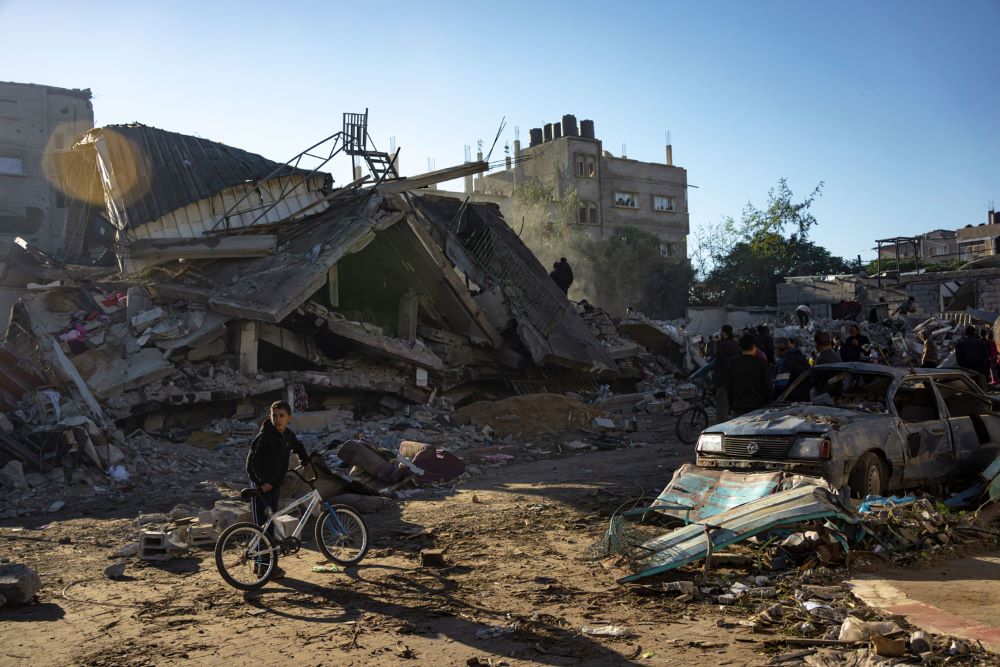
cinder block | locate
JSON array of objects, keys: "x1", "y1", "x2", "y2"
[
  {"x1": 273, "y1": 515, "x2": 299, "y2": 540},
  {"x1": 139, "y1": 530, "x2": 171, "y2": 561},
  {"x1": 188, "y1": 523, "x2": 215, "y2": 546},
  {"x1": 211, "y1": 500, "x2": 252, "y2": 531}
]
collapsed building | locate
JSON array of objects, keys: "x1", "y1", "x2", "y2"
[{"x1": 1, "y1": 116, "x2": 659, "y2": 476}]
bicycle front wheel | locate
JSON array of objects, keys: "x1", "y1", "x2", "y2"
[
  {"x1": 675, "y1": 407, "x2": 708, "y2": 445},
  {"x1": 214, "y1": 521, "x2": 276, "y2": 591},
  {"x1": 315, "y1": 505, "x2": 369, "y2": 566}
]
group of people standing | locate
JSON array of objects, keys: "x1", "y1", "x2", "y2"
[{"x1": 707, "y1": 324, "x2": 863, "y2": 423}]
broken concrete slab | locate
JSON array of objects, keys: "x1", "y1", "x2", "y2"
[
  {"x1": 187, "y1": 338, "x2": 226, "y2": 362},
  {"x1": 0, "y1": 460, "x2": 28, "y2": 489},
  {"x1": 0, "y1": 563, "x2": 42, "y2": 606},
  {"x1": 127, "y1": 234, "x2": 277, "y2": 263},
  {"x1": 85, "y1": 348, "x2": 177, "y2": 399},
  {"x1": 305, "y1": 302, "x2": 444, "y2": 370}
]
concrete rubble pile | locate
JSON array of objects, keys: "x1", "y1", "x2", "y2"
[
  {"x1": 4, "y1": 122, "x2": 706, "y2": 515},
  {"x1": 593, "y1": 455, "x2": 1000, "y2": 665}
]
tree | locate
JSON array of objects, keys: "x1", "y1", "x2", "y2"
[{"x1": 691, "y1": 179, "x2": 850, "y2": 306}]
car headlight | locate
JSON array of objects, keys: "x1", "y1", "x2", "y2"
[
  {"x1": 696, "y1": 433, "x2": 723, "y2": 453},
  {"x1": 787, "y1": 436, "x2": 831, "y2": 460}
]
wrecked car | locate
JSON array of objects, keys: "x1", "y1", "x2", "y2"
[{"x1": 694, "y1": 362, "x2": 1000, "y2": 497}]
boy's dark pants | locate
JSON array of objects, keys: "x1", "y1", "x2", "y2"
[{"x1": 250, "y1": 484, "x2": 280, "y2": 563}]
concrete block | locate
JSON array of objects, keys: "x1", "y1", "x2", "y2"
[
  {"x1": 138, "y1": 530, "x2": 171, "y2": 561},
  {"x1": 0, "y1": 460, "x2": 27, "y2": 490},
  {"x1": 273, "y1": 515, "x2": 300, "y2": 539},
  {"x1": 187, "y1": 523, "x2": 215, "y2": 546},
  {"x1": 211, "y1": 500, "x2": 252, "y2": 531},
  {"x1": 0, "y1": 563, "x2": 42, "y2": 605}
]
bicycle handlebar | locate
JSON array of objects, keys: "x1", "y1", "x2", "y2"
[{"x1": 289, "y1": 463, "x2": 318, "y2": 485}]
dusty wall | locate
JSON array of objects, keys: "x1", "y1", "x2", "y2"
[{"x1": 0, "y1": 82, "x2": 94, "y2": 253}]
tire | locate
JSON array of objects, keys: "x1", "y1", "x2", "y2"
[
  {"x1": 315, "y1": 505, "x2": 369, "y2": 566},
  {"x1": 848, "y1": 452, "x2": 888, "y2": 499},
  {"x1": 676, "y1": 407, "x2": 709, "y2": 445},
  {"x1": 214, "y1": 521, "x2": 276, "y2": 591}
]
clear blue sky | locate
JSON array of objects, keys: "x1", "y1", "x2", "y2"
[{"x1": 3, "y1": 0, "x2": 998, "y2": 262}]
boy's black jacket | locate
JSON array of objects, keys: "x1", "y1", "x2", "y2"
[{"x1": 246, "y1": 420, "x2": 309, "y2": 487}]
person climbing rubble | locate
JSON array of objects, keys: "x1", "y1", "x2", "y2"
[{"x1": 549, "y1": 257, "x2": 574, "y2": 295}]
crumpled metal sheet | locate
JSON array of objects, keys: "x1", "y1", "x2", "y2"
[
  {"x1": 620, "y1": 484, "x2": 856, "y2": 583},
  {"x1": 652, "y1": 464, "x2": 786, "y2": 523}
]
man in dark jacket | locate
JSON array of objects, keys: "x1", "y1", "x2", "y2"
[
  {"x1": 728, "y1": 333, "x2": 772, "y2": 415},
  {"x1": 774, "y1": 337, "x2": 811, "y2": 402},
  {"x1": 246, "y1": 400, "x2": 311, "y2": 574},
  {"x1": 955, "y1": 325, "x2": 990, "y2": 388},
  {"x1": 712, "y1": 325, "x2": 741, "y2": 423},
  {"x1": 756, "y1": 324, "x2": 775, "y2": 364},
  {"x1": 841, "y1": 324, "x2": 870, "y2": 363}
]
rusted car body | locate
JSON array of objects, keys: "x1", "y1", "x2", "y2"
[{"x1": 695, "y1": 363, "x2": 1000, "y2": 497}]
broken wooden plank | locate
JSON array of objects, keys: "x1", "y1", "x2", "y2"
[
  {"x1": 377, "y1": 161, "x2": 488, "y2": 194},
  {"x1": 127, "y1": 235, "x2": 277, "y2": 262},
  {"x1": 304, "y1": 302, "x2": 444, "y2": 370}
]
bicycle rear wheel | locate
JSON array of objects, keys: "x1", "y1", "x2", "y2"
[
  {"x1": 675, "y1": 407, "x2": 709, "y2": 445},
  {"x1": 214, "y1": 522, "x2": 276, "y2": 591},
  {"x1": 315, "y1": 505, "x2": 369, "y2": 566}
]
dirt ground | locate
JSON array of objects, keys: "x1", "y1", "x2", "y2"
[
  {"x1": 2, "y1": 431, "x2": 998, "y2": 666},
  {"x1": 0, "y1": 433, "x2": 784, "y2": 667}
]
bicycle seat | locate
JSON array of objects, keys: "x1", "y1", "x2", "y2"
[{"x1": 240, "y1": 487, "x2": 265, "y2": 503}]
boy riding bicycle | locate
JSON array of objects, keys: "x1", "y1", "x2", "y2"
[{"x1": 245, "y1": 400, "x2": 311, "y2": 577}]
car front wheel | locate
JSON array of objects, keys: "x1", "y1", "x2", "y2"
[{"x1": 849, "y1": 452, "x2": 888, "y2": 499}]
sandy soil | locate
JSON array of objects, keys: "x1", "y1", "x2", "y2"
[
  {"x1": 0, "y1": 436, "x2": 776, "y2": 667},
  {"x1": 874, "y1": 554, "x2": 1000, "y2": 627}
]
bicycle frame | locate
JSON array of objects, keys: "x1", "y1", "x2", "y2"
[
  {"x1": 259, "y1": 488, "x2": 322, "y2": 541},
  {"x1": 245, "y1": 487, "x2": 347, "y2": 559}
]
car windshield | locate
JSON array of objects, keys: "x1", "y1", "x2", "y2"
[
  {"x1": 821, "y1": 371, "x2": 892, "y2": 410},
  {"x1": 780, "y1": 369, "x2": 892, "y2": 411}
]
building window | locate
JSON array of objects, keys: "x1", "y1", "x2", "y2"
[
  {"x1": 577, "y1": 201, "x2": 599, "y2": 225},
  {"x1": 0, "y1": 156, "x2": 25, "y2": 176},
  {"x1": 614, "y1": 191, "x2": 638, "y2": 209},
  {"x1": 575, "y1": 154, "x2": 595, "y2": 178},
  {"x1": 660, "y1": 242, "x2": 677, "y2": 258},
  {"x1": 653, "y1": 195, "x2": 676, "y2": 212}
]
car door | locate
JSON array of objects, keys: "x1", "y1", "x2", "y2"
[
  {"x1": 893, "y1": 377, "x2": 954, "y2": 485},
  {"x1": 933, "y1": 374, "x2": 1000, "y2": 475}
]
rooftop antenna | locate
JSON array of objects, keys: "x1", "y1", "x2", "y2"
[
  {"x1": 477, "y1": 138, "x2": 484, "y2": 154},
  {"x1": 504, "y1": 141, "x2": 510, "y2": 155},
  {"x1": 515, "y1": 125, "x2": 520, "y2": 141}
]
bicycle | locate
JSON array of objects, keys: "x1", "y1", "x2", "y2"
[
  {"x1": 674, "y1": 385, "x2": 715, "y2": 445},
  {"x1": 214, "y1": 464, "x2": 369, "y2": 591}
]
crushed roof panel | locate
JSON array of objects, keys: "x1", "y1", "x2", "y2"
[{"x1": 80, "y1": 124, "x2": 324, "y2": 230}]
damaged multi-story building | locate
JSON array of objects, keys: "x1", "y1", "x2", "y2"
[
  {"x1": 3, "y1": 112, "x2": 647, "y2": 458},
  {"x1": 0, "y1": 81, "x2": 94, "y2": 256},
  {"x1": 444, "y1": 115, "x2": 690, "y2": 261}
]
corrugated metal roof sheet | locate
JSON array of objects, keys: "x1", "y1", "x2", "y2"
[
  {"x1": 620, "y1": 484, "x2": 855, "y2": 583},
  {"x1": 78, "y1": 124, "x2": 327, "y2": 230}
]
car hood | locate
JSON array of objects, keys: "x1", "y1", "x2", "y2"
[{"x1": 711, "y1": 405, "x2": 885, "y2": 436}]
